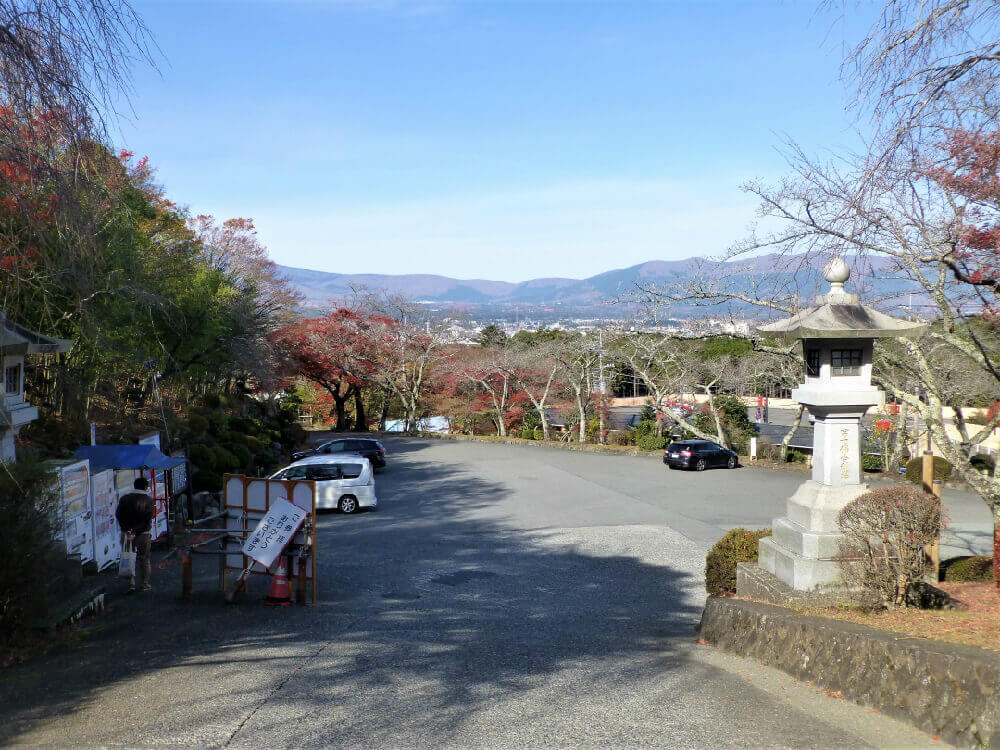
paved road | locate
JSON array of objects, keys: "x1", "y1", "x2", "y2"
[{"x1": 1, "y1": 437, "x2": 975, "y2": 748}]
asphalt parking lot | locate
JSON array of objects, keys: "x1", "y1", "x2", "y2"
[{"x1": 0, "y1": 436, "x2": 968, "y2": 747}]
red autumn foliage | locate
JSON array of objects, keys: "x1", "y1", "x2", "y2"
[{"x1": 924, "y1": 129, "x2": 1000, "y2": 308}]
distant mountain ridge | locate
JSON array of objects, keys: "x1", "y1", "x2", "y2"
[{"x1": 278, "y1": 255, "x2": 919, "y2": 312}]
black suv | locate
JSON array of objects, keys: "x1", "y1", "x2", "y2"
[
  {"x1": 663, "y1": 440, "x2": 738, "y2": 471},
  {"x1": 292, "y1": 438, "x2": 386, "y2": 469}
]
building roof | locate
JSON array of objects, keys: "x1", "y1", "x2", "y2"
[
  {"x1": 73, "y1": 444, "x2": 186, "y2": 471},
  {"x1": 755, "y1": 259, "x2": 926, "y2": 340},
  {"x1": 0, "y1": 312, "x2": 73, "y2": 356}
]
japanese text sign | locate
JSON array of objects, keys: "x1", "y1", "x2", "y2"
[{"x1": 242, "y1": 498, "x2": 307, "y2": 569}]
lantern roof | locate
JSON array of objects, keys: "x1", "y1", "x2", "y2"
[
  {"x1": 0, "y1": 311, "x2": 73, "y2": 356},
  {"x1": 755, "y1": 258, "x2": 926, "y2": 340}
]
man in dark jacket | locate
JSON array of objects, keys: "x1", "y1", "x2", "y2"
[{"x1": 115, "y1": 476, "x2": 155, "y2": 592}]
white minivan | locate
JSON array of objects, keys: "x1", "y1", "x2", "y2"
[{"x1": 269, "y1": 454, "x2": 378, "y2": 514}]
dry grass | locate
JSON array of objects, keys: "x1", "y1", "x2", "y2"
[{"x1": 797, "y1": 582, "x2": 1000, "y2": 652}]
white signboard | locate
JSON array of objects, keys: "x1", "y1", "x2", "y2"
[
  {"x1": 241, "y1": 498, "x2": 307, "y2": 569},
  {"x1": 52, "y1": 459, "x2": 94, "y2": 565},
  {"x1": 90, "y1": 469, "x2": 120, "y2": 570}
]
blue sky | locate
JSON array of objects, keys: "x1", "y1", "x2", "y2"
[{"x1": 121, "y1": 1, "x2": 872, "y2": 281}]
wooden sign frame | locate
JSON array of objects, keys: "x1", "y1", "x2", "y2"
[{"x1": 220, "y1": 474, "x2": 318, "y2": 604}]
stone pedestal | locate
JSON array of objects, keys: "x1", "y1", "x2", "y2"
[
  {"x1": 759, "y1": 480, "x2": 869, "y2": 590},
  {"x1": 757, "y1": 384, "x2": 883, "y2": 592}
]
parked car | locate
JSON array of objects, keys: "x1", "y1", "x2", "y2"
[
  {"x1": 292, "y1": 437, "x2": 386, "y2": 468},
  {"x1": 663, "y1": 440, "x2": 738, "y2": 471},
  {"x1": 269, "y1": 455, "x2": 378, "y2": 513}
]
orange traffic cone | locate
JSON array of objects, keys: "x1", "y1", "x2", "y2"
[{"x1": 264, "y1": 557, "x2": 293, "y2": 606}]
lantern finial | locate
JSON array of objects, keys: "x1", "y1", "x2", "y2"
[{"x1": 823, "y1": 257, "x2": 850, "y2": 295}]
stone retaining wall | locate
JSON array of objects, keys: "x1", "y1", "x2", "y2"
[{"x1": 698, "y1": 596, "x2": 1000, "y2": 748}]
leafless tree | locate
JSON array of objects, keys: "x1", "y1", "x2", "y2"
[
  {"x1": 845, "y1": 0, "x2": 1000, "y2": 153},
  {"x1": 0, "y1": 0, "x2": 155, "y2": 139},
  {"x1": 554, "y1": 334, "x2": 600, "y2": 443},
  {"x1": 501, "y1": 342, "x2": 560, "y2": 441}
]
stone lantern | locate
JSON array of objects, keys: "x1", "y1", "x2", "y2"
[{"x1": 751, "y1": 259, "x2": 925, "y2": 591}]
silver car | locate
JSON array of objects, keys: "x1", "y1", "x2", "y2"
[{"x1": 269, "y1": 454, "x2": 378, "y2": 513}]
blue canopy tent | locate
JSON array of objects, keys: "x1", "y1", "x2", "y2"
[
  {"x1": 74, "y1": 444, "x2": 186, "y2": 472},
  {"x1": 74, "y1": 445, "x2": 186, "y2": 542}
]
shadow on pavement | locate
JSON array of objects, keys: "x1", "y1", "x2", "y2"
[{"x1": 0, "y1": 437, "x2": 703, "y2": 745}]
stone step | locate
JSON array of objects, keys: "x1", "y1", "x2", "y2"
[
  {"x1": 758, "y1": 536, "x2": 845, "y2": 591},
  {"x1": 771, "y1": 517, "x2": 844, "y2": 560}
]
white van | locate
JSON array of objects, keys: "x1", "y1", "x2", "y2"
[{"x1": 269, "y1": 454, "x2": 378, "y2": 514}]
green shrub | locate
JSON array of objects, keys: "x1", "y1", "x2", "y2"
[
  {"x1": 607, "y1": 430, "x2": 633, "y2": 446},
  {"x1": 711, "y1": 394, "x2": 753, "y2": 434},
  {"x1": 228, "y1": 417, "x2": 252, "y2": 434},
  {"x1": 225, "y1": 443, "x2": 252, "y2": 468},
  {"x1": 0, "y1": 458, "x2": 58, "y2": 640},
  {"x1": 940, "y1": 556, "x2": 994, "y2": 582},
  {"x1": 212, "y1": 446, "x2": 240, "y2": 472},
  {"x1": 185, "y1": 414, "x2": 209, "y2": 438},
  {"x1": 637, "y1": 433, "x2": 667, "y2": 452},
  {"x1": 905, "y1": 456, "x2": 952, "y2": 484},
  {"x1": 203, "y1": 393, "x2": 222, "y2": 409},
  {"x1": 279, "y1": 423, "x2": 307, "y2": 448},
  {"x1": 520, "y1": 427, "x2": 535, "y2": 440},
  {"x1": 246, "y1": 435, "x2": 267, "y2": 455},
  {"x1": 635, "y1": 419, "x2": 657, "y2": 438},
  {"x1": 638, "y1": 403, "x2": 657, "y2": 423},
  {"x1": 222, "y1": 430, "x2": 247, "y2": 446},
  {"x1": 208, "y1": 410, "x2": 228, "y2": 433},
  {"x1": 786, "y1": 448, "x2": 808, "y2": 464},
  {"x1": 970, "y1": 455, "x2": 996, "y2": 474},
  {"x1": 861, "y1": 453, "x2": 884, "y2": 472},
  {"x1": 705, "y1": 527, "x2": 772, "y2": 595},
  {"x1": 192, "y1": 470, "x2": 223, "y2": 493},
  {"x1": 533, "y1": 428, "x2": 545, "y2": 441},
  {"x1": 188, "y1": 443, "x2": 216, "y2": 471}
]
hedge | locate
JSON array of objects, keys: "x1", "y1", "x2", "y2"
[{"x1": 705, "y1": 527, "x2": 772, "y2": 595}]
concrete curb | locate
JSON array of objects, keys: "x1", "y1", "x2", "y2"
[{"x1": 698, "y1": 596, "x2": 1000, "y2": 748}]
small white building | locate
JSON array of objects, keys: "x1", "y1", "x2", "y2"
[{"x1": 1, "y1": 313, "x2": 72, "y2": 462}]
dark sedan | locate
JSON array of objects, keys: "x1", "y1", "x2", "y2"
[
  {"x1": 292, "y1": 438, "x2": 386, "y2": 469},
  {"x1": 663, "y1": 440, "x2": 738, "y2": 471}
]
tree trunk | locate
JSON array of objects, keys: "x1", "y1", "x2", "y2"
[
  {"x1": 332, "y1": 390, "x2": 348, "y2": 431},
  {"x1": 378, "y1": 387, "x2": 391, "y2": 431},
  {"x1": 994, "y1": 505, "x2": 1000, "y2": 595},
  {"x1": 539, "y1": 409, "x2": 550, "y2": 441},
  {"x1": 496, "y1": 413, "x2": 507, "y2": 437},
  {"x1": 353, "y1": 388, "x2": 367, "y2": 432},
  {"x1": 405, "y1": 402, "x2": 419, "y2": 434},
  {"x1": 781, "y1": 404, "x2": 805, "y2": 461},
  {"x1": 577, "y1": 391, "x2": 587, "y2": 443}
]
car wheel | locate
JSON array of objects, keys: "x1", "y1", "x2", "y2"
[
  {"x1": 695, "y1": 458, "x2": 707, "y2": 471},
  {"x1": 338, "y1": 495, "x2": 358, "y2": 514},
  {"x1": 727, "y1": 455, "x2": 737, "y2": 469},
  {"x1": 668, "y1": 464, "x2": 677, "y2": 470}
]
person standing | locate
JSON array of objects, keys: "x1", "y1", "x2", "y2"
[{"x1": 115, "y1": 476, "x2": 155, "y2": 593}]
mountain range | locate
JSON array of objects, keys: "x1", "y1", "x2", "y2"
[{"x1": 278, "y1": 255, "x2": 921, "y2": 314}]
